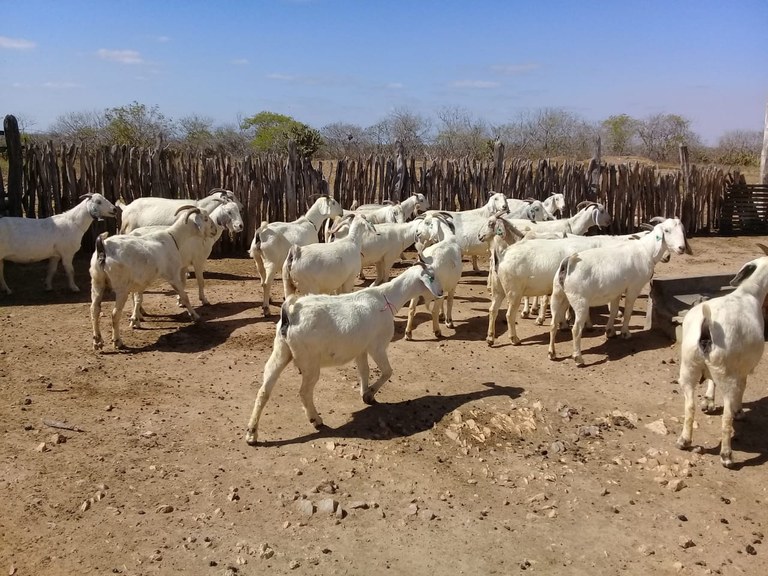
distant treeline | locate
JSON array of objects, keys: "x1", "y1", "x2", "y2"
[{"x1": 1, "y1": 139, "x2": 732, "y2": 256}]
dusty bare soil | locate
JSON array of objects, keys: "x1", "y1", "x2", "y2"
[{"x1": 1, "y1": 236, "x2": 767, "y2": 576}]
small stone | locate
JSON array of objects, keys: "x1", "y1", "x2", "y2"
[
  {"x1": 578, "y1": 425, "x2": 600, "y2": 437},
  {"x1": 672, "y1": 561, "x2": 684, "y2": 572},
  {"x1": 295, "y1": 499, "x2": 314, "y2": 517},
  {"x1": 50, "y1": 433, "x2": 67, "y2": 444},
  {"x1": 668, "y1": 479, "x2": 686, "y2": 493},
  {"x1": 549, "y1": 441, "x2": 565, "y2": 454},
  {"x1": 418, "y1": 509, "x2": 436, "y2": 521},
  {"x1": 228, "y1": 492, "x2": 240, "y2": 502},
  {"x1": 142, "y1": 431, "x2": 156, "y2": 438},
  {"x1": 80, "y1": 500, "x2": 91, "y2": 512},
  {"x1": 746, "y1": 544, "x2": 757, "y2": 556},
  {"x1": 317, "y1": 498, "x2": 338, "y2": 515},
  {"x1": 155, "y1": 504, "x2": 174, "y2": 513},
  {"x1": 325, "y1": 441, "x2": 336, "y2": 451},
  {"x1": 405, "y1": 503, "x2": 419, "y2": 516},
  {"x1": 678, "y1": 536, "x2": 695, "y2": 549},
  {"x1": 637, "y1": 544, "x2": 655, "y2": 556},
  {"x1": 9, "y1": 565, "x2": 17, "y2": 575},
  {"x1": 35, "y1": 442, "x2": 48, "y2": 453},
  {"x1": 289, "y1": 560, "x2": 300, "y2": 570},
  {"x1": 209, "y1": 560, "x2": 217, "y2": 567},
  {"x1": 348, "y1": 501, "x2": 369, "y2": 510},
  {"x1": 105, "y1": 404, "x2": 114, "y2": 412},
  {"x1": 677, "y1": 514, "x2": 688, "y2": 522},
  {"x1": 645, "y1": 419, "x2": 669, "y2": 435},
  {"x1": 600, "y1": 488, "x2": 609, "y2": 497},
  {"x1": 258, "y1": 543, "x2": 274, "y2": 559}
]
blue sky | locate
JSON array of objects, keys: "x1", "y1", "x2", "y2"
[{"x1": 3, "y1": 0, "x2": 767, "y2": 144}]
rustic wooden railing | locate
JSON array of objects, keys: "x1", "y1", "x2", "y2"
[{"x1": 1, "y1": 136, "x2": 732, "y2": 256}]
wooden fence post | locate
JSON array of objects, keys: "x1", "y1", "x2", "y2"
[
  {"x1": 393, "y1": 140, "x2": 407, "y2": 200},
  {"x1": 493, "y1": 139, "x2": 504, "y2": 193},
  {"x1": 4, "y1": 115, "x2": 23, "y2": 217},
  {"x1": 586, "y1": 136, "x2": 601, "y2": 202},
  {"x1": 679, "y1": 144, "x2": 693, "y2": 231},
  {"x1": 285, "y1": 141, "x2": 298, "y2": 221}
]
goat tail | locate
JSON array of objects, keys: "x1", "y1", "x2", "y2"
[
  {"x1": 698, "y1": 302, "x2": 713, "y2": 356},
  {"x1": 282, "y1": 245, "x2": 300, "y2": 296},
  {"x1": 556, "y1": 254, "x2": 576, "y2": 287},
  {"x1": 278, "y1": 294, "x2": 299, "y2": 339},
  {"x1": 95, "y1": 232, "x2": 109, "y2": 267}
]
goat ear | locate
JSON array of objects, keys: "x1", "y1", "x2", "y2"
[{"x1": 730, "y1": 262, "x2": 757, "y2": 287}]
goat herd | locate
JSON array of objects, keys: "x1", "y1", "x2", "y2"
[{"x1": 0, "y1": 187, "x2": 766, "y2": 469}]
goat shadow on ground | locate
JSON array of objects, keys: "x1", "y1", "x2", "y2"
[
  {"x1": 1, "y1": 259, "x2": 94, "y2": 306},
  {"x1": 547, "y1": 325, "x2": 672, "y2": 366},
  {"x1": 256, "y1": 381, "x2": 524, "y2": 447},
  {"x1": 114, "y1": 300, "x2": 266, "y2": 354},
  {"x1": 681, "y1": 395, "x2": 768, "y2": 470}
]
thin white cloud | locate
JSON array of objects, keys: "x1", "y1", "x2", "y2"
[
  {"x1": 267, "y1": 73, "x2": 297, "y2": 81},
  {"x1": 11, "y1": 82, "x2": 31, "y2": 89},
  {"x1": 452, "y1": 80, "x2": 499, "y2": 89},
  {"x1": 386, "y1": 82, "x2": 403, "y2": 89},
  {"x1": 97, "y1": 48, "x2": 143, "y2": 64},
  {"x1": 232, "y1": 58, "x2": 249, "y2": 65},
  {"x1": 156, "y1": 36, "x2": 170, "y2": 43},
  {"x1": 42, "y1": 81, "x2": 80, "y2": 89},
  {"x1": 0, "y1": 36, "x2": 36, "y2": 50},
  {"x1": 491, "y1": 63, "x2": 540, "y2": 75}
]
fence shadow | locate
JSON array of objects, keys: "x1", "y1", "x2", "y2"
[{"x1": 256, "y1": 381, "x2": 524, "y2": 447}]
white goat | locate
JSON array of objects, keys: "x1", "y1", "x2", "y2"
[
  {"x1": 485, "y1": 226, "x2": 661, "y2": 345},
  {"x1": 118, "y1": 188, "x2": 236, "y2": 233},
  {"x1": 244, "y1": 260, "x2": 443, "y2": 445},
  {"x1": 543, "y1": 193, "x2": 566, "y2": 218},
  {"x1": 128, "y1": 200, "x2": 236, "y2": 307},
  {"x1": 423, "y1": 192, "x2": 510, "y2": 271},
  {"x1": 548, "y1": 217, "x2": 692, "y2": 365},
  {"x1": 282, "y1": 214, "x2": 377, "y2": 297},
  {"x1": 405, "y1": 216, "x2": 463, "y2": 339},
  {"x1": 353, "y1": 193, "x2": 429, "y2": 221},
  {"x1": 675, "y1": 249, "x2": 768, "y2": 468},
  {"x1": 505, "y1": 198, "x2": 555, "y2": 221},
  {"x1": 250, "y1": 195, "x2": 343, "y2": 316},
  {"x1": 90, "y1": 206, "x2": 209, "y2": 350},
  {"x1": 0, "y1": 193, "x2": 118, "y2": 294},
  {"x1": 506, "y1": 201, "x2": 612, "y2": 236}
]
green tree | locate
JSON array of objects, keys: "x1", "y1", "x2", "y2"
[
  {"x1": 601, "y1": 114, "x2": 638, "y2": 155},
  {"x1": 240, "y1": 111, "x2": 322, "y2": 157},
  {"x1": 104, "y1": 101, "x2": 172, "y2": 147}
]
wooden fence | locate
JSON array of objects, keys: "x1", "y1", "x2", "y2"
[{"x1": 1, "y1": 139, "x2": 731, "y2": 256}]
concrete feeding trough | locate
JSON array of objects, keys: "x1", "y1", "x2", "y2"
[{"x1": 645, "y1": 273, "x2": 737, "y2": 341}]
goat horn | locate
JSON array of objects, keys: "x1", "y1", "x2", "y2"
[
  {"x1": 79, "y1": 193, "x2": 94, "y2": 199},
  {"x1": 649, "y1": 216, "x2": 666, "y2": 224},
  {"x1": 757, "y1": 243, "x2": 768, "y2": 255},
  {"x1": 174, "y1": 204, "x2": 198, "y2": 216}
]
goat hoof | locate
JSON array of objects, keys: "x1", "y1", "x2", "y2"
[
  {"x1": 404, "y1": 332, "x2": 413, "y2": 341},
  {"x1": 520, "y1": 311, "x2": 530, "y2": 319},
  {"x1": 92, "y1": 339, "x2": 103, "y2": 351},
  {"x1": 535, "y1": 318, "x2": 544, "y2": 326},
  {"x1": 486, "y1": 337, "x2": 495, "y2": 347},
  {"x1": 510, "y1": 337, "x2": 521, "y2": 346},
  {"x1": 700, "y1": 398, "x2": 716, "y2": 413},
  {"x1": 605, "y1": 329, "x2": 616, "y2": 339},
  {"x1": 676, "y1": 437, "x2": 692, "y2": 450},
  {"x1": 720, "y1": 452, "x2": 735, "y2": 469},
  {"x1": 620, "y1": 331, "x2": 631, "y2": 340},
  {"x1": 734, "y1": 409, "x2": 746, "y2": 421},
  {"x1": 573, "y1": 355, "x2": 585, "y2": 366},
  {"x1": 434, "y1": 331, "x2": 443, "y2": 339},
  {"x1": 445, "y1": 321, "x2": 454, "y2": 328},
  {"x1": 547, "y1": 351, "x2": 556, "y2": 361},
  {"x1": 114, "y1": 340, "x2": 125, "y2": 350},
  {"x1": 362, "y1": 394, "x2": 378, "y2": 406},
  {"x1": 245, "y1": 431, "x2": 258, "y2": 446},
  {"x1": 310, "y1": 417, "x2": 324, "y2": 429}
]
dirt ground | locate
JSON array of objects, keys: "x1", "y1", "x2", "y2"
[{"x1": 1, "y1": 235, "x2": 767, "y2": 576}]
